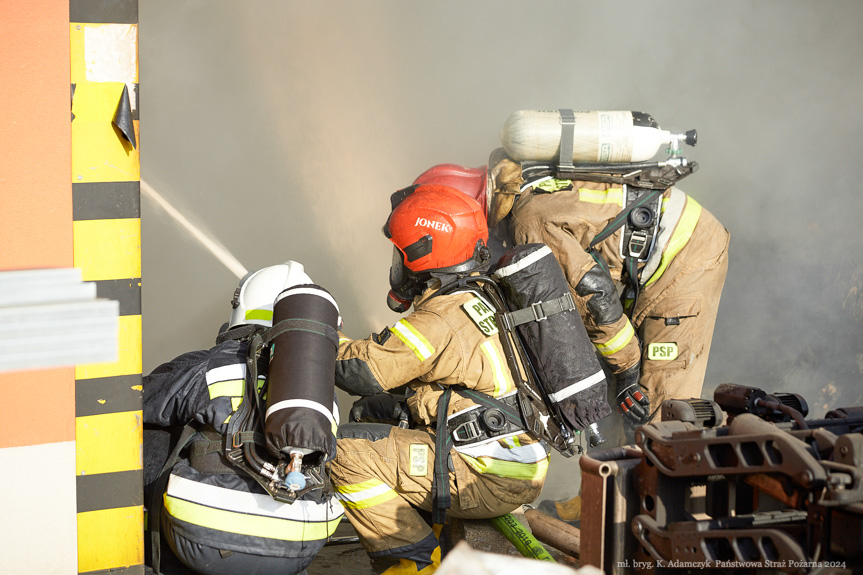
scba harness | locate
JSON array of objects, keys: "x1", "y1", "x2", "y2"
[
  {"x1": 148, "y1": 284, "x2": 345, "y2": 575},
  {"x1": 429, "y1": 243, "x2": 613, "y2": 524}
]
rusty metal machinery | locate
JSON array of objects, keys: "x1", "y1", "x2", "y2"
[{"x1": 580, "y1": 383, "x2": 863, "y2": 574}]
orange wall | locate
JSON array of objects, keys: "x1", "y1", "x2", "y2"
[
  {"x1": 0, "y1": 1, "x2": 72, "y2": 269},
  {"x1": 0, "y1": 1, "x2": 75, "y2": 448}
]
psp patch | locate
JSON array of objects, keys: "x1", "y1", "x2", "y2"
[
  {"x1": 648, "y1": 342, "x2": 679, "y2": 361},
  {"x1": 409, "y1": 444, "x2": 428, "y2": 476},
  {"x1": 462, "y1": 296, "x2": 498, "y2": 336}
]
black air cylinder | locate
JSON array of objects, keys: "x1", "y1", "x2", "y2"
[
  {"x1": 494, "y1": 243, "x2": 612, "y2": 431},
  {"x1": 265, "y1": 284, "x2": 340, "y2": 464}
]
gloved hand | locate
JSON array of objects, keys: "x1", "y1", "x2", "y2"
[{"x1": 615, "y1": 367, "x2": 650, "y2": 426}]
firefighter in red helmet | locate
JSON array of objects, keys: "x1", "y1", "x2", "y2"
[
  {"x1": 330, "y1": 184, "x2": 550, "y2": 574},
  {"x1": 411, "y1": 158, "x2": 728, "y2": 524}
]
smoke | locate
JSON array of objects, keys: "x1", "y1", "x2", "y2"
[{"x1": 139, "y1": 0, "x2": 863, "y2": 500}]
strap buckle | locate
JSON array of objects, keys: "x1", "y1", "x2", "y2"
[
  {"x1": 627, "y1": 230, "x2": 649, "y2": 258},
  {"x1": 531, "y1": 301, "x2": 547, "y2": 322},
  {"x1": 452, "y1": 418, "x2": 483, "y2": 443}
]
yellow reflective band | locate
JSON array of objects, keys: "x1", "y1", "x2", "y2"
[
  {"x1": 245, "y1": 309, "x2": 273, "y2": 322},
  {"x1": 480, "y1": 341, "x2": 511, "y2": 397},
  {"x1": 231, "y1": 397, "x2": 243, "y2": 411},
  {"x1": 335, "y1": 479, "x2": 399, "y2": 510},
  {"x1": 339, "y1": 337, "x2": 352, "y2": 346},
  {"x1": 661, "y1": 196, "x2": 670, "y2": 213},
  {"x1": 207, "y1": 379, "x2": 244, "y2": 399},
  {"x1": 645, "y1": 196, "x2": 702, "y2": 287},
  {"x1": 392, "y1": 319, "x2": 435, "y2": 361},
  {"x1": 578, "y1": 187, "x2": 624, "y2": 206},
  {"x1": 164, "y1": 495, "x2": 340, "y2": 541},
  {"x1": 461, "y1": 454, "x2": 549, "y2": 481},
  {"x1": 594, "y1": 321, "x2": 635, "y2": 357}
]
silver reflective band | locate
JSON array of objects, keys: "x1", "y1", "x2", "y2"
[
  {"x1": 493, "y1": 245, "x2": 554, "y2": 279},
  {"x1": 548, "y1": 370, "x2": 606, "y2": 402}
]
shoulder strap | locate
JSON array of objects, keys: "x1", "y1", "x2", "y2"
[{"x1": 588, "y1": 187, "x2": 663, "y2": 316}]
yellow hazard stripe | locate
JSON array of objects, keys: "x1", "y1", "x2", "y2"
[
  {"x1": 578, "y1": 187, "x2": 624, "y2": 206},
  {"x1": 644, "y1": 196, "x2": 703, "y2": 287},
  {"x1": 480, "y1": 340, "x2": 511, "y2": 396},
  {"x1": 594, "y1": 320, "x2": 635, "y2": 357},
  {"x1": 392, "y1": 319, "x2": 435, "y2": 361},
  {"x1": 164, "y1": 495, "x2": 340, "y2": 541},
  {"x1": 73, "y1": 218, "x2": 141, "y2": 281},
  {"x1": 461, "y1": 454, "x2": 549, "y2": 481},
  {"x1": 207, "y1": 379, "x2": 244, "y2": 399},
  {"x1": 76, "y1": 411, "x2": 142, "y2": 475},
  {"x1": 77, "y1": 505, "x2": 144, "y2": 572},
  {"x1": 334, "y1": 478, "x2": 400, "y2": 510}
]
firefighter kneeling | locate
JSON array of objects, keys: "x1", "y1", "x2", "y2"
[{"x1": 331, "y1": 184, "x2": 552, "y2": 575}]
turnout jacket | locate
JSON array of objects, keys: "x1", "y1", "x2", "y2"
[
  {"x1": 143, "y1": 340, "x2": 344, "y2": 573},
  {"x1": 336, "y1": 286, "x2": 549, "y2": 484}
]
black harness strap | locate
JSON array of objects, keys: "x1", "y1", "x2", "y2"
[
  {"x1": 588, "y1": 187, "x2": 663, "y2": 317},
  {"x1": 432, "y1": 387, "x2": 453, "y2": 526},
  {"x1": 148, "y1": 423, "x2": 200, "y2": 575}
]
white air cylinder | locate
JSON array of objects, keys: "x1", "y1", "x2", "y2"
[{"x1": 500, "y1": 110, "x2": 674, "y2": 164}]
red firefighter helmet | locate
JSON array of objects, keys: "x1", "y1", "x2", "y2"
[
  {"x1": 412, "y1": 163, "x2": 490, "y2": 218},
  {"x1": 384, "y1": 184, "x2": 489, "y2": 274}
]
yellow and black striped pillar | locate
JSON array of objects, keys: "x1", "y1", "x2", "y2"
[{"x1": 70, "y1": 1, "x2": 143, "y2": 573}]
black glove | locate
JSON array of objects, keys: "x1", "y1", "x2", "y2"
[
  {"x1": 349, "y1": 393, "x2": 412, "y2": 427},
  {"x1": 614, "y1": 366, "x2": 650, "y2": 426}
]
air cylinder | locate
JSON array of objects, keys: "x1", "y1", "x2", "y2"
[
  {"x1": 264, "y1": 284, "x2": 340, "y2": 464},
  {"x1": 500, "y1": 110, "x2": 673, "y2": 164}
]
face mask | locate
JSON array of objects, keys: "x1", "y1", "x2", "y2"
[{"x1": 387, "y1": 246, "x2": 424, "y2": 312}]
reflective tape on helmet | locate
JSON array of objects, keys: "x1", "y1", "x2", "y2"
[
  {"x1": 480, "y1": 341, "x2": 512, "y2": 397},
  {"x1": 244, "y1": 309, "x2": 273, "y2": 322},
  {"x1": 593, "y1": 321, "x2": 635, "y2": 357},
  {"x1": 392, "y1": 319, "x2": 435, "y2": 361},
  {"x1": 334, "y1": 478, "x2": 399, "y2": 510},
  {"x1": 644, "y1": 196, "x2": 702, "y2": 287}
]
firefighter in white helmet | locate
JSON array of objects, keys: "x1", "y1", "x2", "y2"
[
  {"x1": 143, "y1": 261, "x2": 344, "y2": 575},
  {"x1": 330, "y1": 184, "x2": 550, "y2": 575}
]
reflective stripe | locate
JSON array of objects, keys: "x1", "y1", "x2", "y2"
[
  {"x1": 641, "y1": 187, "x2": 686, "y2": 282},
  {"x1": 244, "y1": 309, "x2": 273, "y2": 322},
  {"x1": 578, "y1": 187, "x2": 624, "y2": 206},
  {"x1": 594, "y1": 321, "x2": 635, "y2": 356},
  {"x1": 480, "y1": 341, "x2": 511, "y2": 396},
  {"x1": 334, "y1": 479, "x2": 399, "y2": 510},
  {"x1": 207, "y1": 378, "x2": 244, "y2": 399},
  {"x1": 547, "y1": 370, "x2": 605, "y2": 402},
  {"x1": 230, "y1": 397, "x2": 242, "y2": 411},
  {"x1": 460, "y1": 452, "x2": 549, "y2": 480},
  {"x1": 339, "y1": 336, "x2": 352, "y2": 346},
  {"x1": 164, "y1": 474, "x2": 344, "y2": 541},
  {"x1": 205, "y1": 363, "x2": 245, "y2": 385},
  {"x1": 275, "y1": 285, "x2": 340, "y2": 314},
  {"x1": 454, "y1": 432, "x2": 548, "y2": 464},
  {"x1": 266, "y1": 398, "x2": 339, "y2": 436},
  {"x1": 494, "y1": 244, "x2": 553, "y2": 278},
  {"x1": 392, "y1": 319, "x2": 435, "y2": 361},
  {"x1": 645, "y1": 196, "x2": 702, "y2": 287}
]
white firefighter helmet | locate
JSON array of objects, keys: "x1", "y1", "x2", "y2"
[{"x1": 229, "y1": 261, "x2": 313, "y2": 329}]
